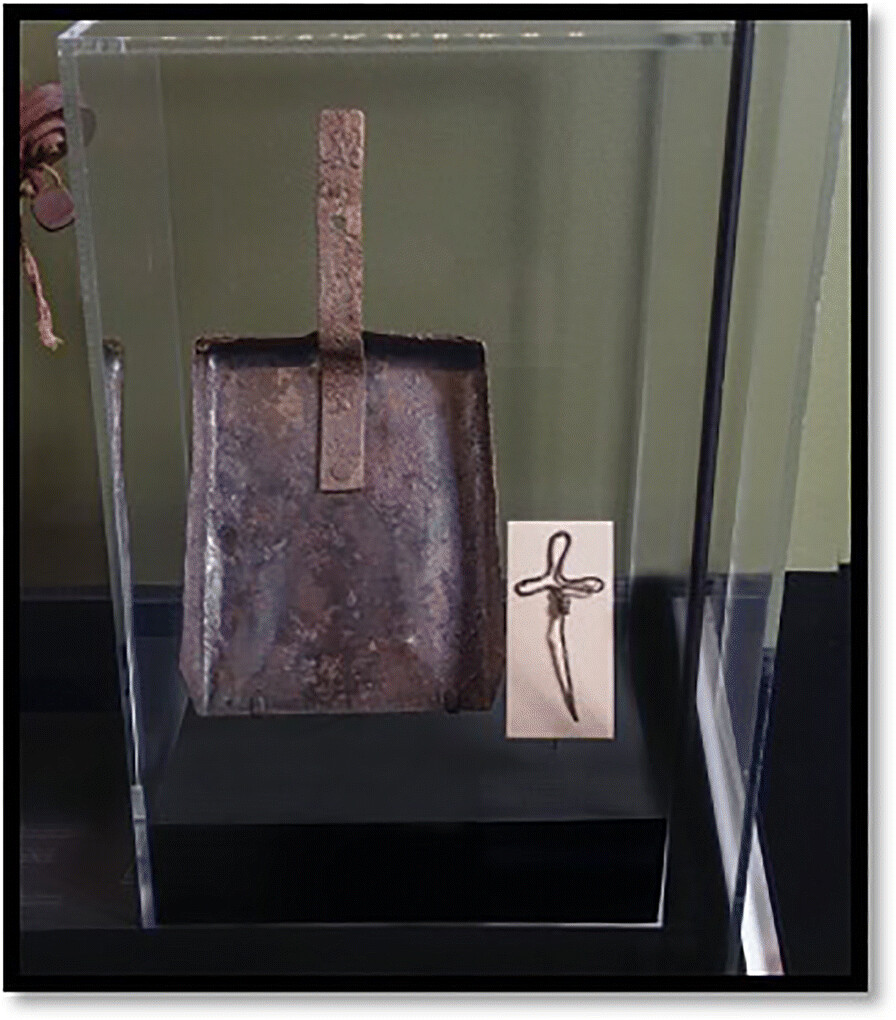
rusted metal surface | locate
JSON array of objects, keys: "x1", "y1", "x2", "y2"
[
  {"x1": 180, "y1": 107, "x2": 503, "y2": 715},
  {"x1": 180, "y1": 331, "x2": 504, "y2": 715},
  {"x1": 102, "y1": 339, "x2": 143, "y2": 780},
  {"x1": 317, "y1": 109, "x2": 366, "y2": 492},
  {"x1": 101, "y1": 339, "x2": 134, "y2": 622}
]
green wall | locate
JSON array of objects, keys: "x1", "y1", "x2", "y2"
[
  {"x1": 19, "y1": 20, "x2": 851, "y2": 591},
  {"x1": 787, "y1": 121, "x2": 851, "y2": 570},
  {"x1": 20, "y1": 20, "x2": 108, "y2": 587}
]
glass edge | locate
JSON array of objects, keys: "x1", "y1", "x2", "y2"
[
  {"x1": 719, "y1": 22, "x2": 851, "y2": 972},
  {"x1": 56, "y1": 20, "x2": 735, "y2": 55},
  {"x1": 57, "y1": 20, "x2": 98, "y2": 46},
  {"x1": 761, "y1": 21, "x2": 851, "y2": 650}
]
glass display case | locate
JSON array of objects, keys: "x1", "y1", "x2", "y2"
[{"x1": 56, "y1": 18, "x2": 849, "y2": 977}]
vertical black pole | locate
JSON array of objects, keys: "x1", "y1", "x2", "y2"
[{"x1": 678, "y1": 19, "x2": 755, "y2": 967}]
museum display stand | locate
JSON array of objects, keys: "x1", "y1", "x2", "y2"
[{"x1": 41, "y1": 18, "x2": 849, "y2": 979}]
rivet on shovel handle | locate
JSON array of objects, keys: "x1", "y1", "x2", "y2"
[{"x1": 317, "y1": 109, "x2": 366, "y2": 492}]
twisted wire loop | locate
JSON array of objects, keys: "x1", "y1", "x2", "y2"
[{"x1": 513, "y1": 529, "x2": 605, "y2": 724}]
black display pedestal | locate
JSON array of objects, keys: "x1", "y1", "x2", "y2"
[{"x1": 18, "y1": 581, "x2": 730, "y2": 983}]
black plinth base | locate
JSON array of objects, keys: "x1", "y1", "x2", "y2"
[{"x1": 152, "y1": 818, "x2": 667, "y2": 926}]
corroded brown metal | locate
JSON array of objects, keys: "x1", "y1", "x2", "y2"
[
  {"x1": 180, "y1": 331, "x2": 504, "y2": 715},
  {"x1": 317, "y1": 109, "x2": 366, "y2": 492},
  {"x1": 180, "y1": 107, "x2": 503, "y2": 715},
  {"x1": 101, "y1": 339, "x2": 134, "y2": 615}
]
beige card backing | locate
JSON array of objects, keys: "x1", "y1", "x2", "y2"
[{"x1": 506, "y1": 521, "x2": 614, "y2": 739}]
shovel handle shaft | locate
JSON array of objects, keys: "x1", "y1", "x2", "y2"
[{"x1": 317, "y1": 108, "x2": 366, "y2": 491}]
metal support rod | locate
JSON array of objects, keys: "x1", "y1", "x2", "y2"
[{"x1": 677, "y1": 18, "x2": 755, "y2": 965}]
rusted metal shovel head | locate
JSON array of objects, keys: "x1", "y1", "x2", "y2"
[{"x1": 179, "y1": 331, "x2": 504, "y2": 715}]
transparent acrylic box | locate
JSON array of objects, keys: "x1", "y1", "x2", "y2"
[{"x1": 58, "y1": 19, "x2": 848, "y2": 974}]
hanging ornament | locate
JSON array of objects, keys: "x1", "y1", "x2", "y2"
[{"x1": 19, "y1": 82, "x2": 95, "y2": 350}]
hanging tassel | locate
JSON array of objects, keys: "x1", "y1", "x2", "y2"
[
  {"x1": 20, "y1": 230, "x2": 63, "y2": 351},
  {"x1": 20, "y1": 79, "x2": 88, "y2": 354}
]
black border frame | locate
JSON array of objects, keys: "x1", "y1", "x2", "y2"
[{"x1": 6, "y1": 3, "x2": 869, "y2": 992}]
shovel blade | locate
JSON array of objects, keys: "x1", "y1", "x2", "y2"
[{"x1": 180, "y1": 332, "x2": 504, "y2": 715}]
